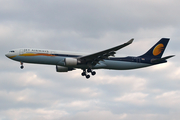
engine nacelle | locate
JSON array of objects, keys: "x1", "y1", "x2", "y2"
[
  {"x1": 64, "y1": 58, "x2": 78, "y2": 66},
  {"x1": 56, "y1": 66, "x2": 74, "y2": 72}
]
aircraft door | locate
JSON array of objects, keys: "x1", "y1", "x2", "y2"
[
  {"x1": 51, "y1": 51, "x2": 55, "y2": 56},
  {"x1": 19, "y1": 49, "x2": 24, "y2": 55}
]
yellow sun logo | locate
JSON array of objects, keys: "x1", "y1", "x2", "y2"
[{"x1": 153, "y1": 44, "x2": 164, "y2": 56}]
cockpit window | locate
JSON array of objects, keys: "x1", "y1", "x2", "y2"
[{"x1": 10, "y1": 51, "x2": 15, "y2": 52}]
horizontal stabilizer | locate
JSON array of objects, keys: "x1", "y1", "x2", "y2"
[{"x1": 151, "y1": 55, "x2": 175, "y2": 63}]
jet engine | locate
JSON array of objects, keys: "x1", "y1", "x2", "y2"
[
  {"x1": 56, "y1": 65, "x2": 74, "y2": 72},
  {"x1": 64, "y1": 58, "x2": 78, "y2": 66}
]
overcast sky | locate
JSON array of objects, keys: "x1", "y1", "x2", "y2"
[{"x1": 1, "y1": 0, "x2": 180, "y2": 120}]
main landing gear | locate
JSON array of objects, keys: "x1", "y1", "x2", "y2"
[
  {"x1": 81, "y1": 68, "x2": 96, "y2": 79},
  {"x1": 20, "y1": 62, "x2": 24, "y2": 69}
]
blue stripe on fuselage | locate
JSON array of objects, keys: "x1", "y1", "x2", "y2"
[
  {"x1": 52, "y1": 54, "x2": 166, "y2": 65},
  {"x1": 107, "y1": 56, "x2": 167, "y2": 65}
]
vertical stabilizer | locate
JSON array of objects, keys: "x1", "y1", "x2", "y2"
[{"x1": 140, "y1": 38, "x2": 170, "y2": 58}]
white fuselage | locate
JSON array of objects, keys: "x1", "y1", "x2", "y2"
[{"x1": 5, "y1": 48, "x2": 151, "y2": 70}]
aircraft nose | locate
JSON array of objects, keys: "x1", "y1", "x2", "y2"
[{"x1": 5, "y1": 53, "x2": 10, "y2": 58}]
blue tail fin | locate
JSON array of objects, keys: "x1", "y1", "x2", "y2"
[{"x1": 140, "y1": 38, "x2": 170, "y2": 58}]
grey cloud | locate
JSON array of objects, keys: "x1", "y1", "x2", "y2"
[{"x1": 1, "y1": 0, "x2": 180, "y2": 35}]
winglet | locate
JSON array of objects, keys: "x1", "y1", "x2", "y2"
[{"x1": 127, "y1": 38, "x2": 134, "y2": 44}]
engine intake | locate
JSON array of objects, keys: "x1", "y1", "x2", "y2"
[
  {"x1": 56, "y1": 65, "x2": 74, "y2": 72},
  {"x1": 64, "y1": 58, "x2": 78, "y2": 66}
]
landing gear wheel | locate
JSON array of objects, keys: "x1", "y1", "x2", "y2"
[
  {"x1": 91, "y1": 71, "x2": 96, "y2": 76},
  {"x1": 86, "y1": 75, "x2": 90, "y2": 79},
  {"x1": 20, "y1": 66, "x2": 24, "y2": 69},
  {"x1": 81, "y1": 69, "x2": 95, "y2": 79},
  {"x1": 81, "y1": 72, "x2": 86, "y2": 76},
  {"x1": 87, "y1": 68, "x2": 92, "y2": 73}
]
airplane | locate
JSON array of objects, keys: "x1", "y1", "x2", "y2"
[{"x1": 5, "y1": 38, "x2": 174, "y2": 79}]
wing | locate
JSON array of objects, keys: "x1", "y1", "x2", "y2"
[{"x1": 78, "y1": 38, "x2": 134, "y2": 67}]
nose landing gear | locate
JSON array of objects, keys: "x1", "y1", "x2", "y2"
[
  {"x1": 81, "y1": 69, "x2": 96, "y2": 79},
  {"x1": 20, "y1": 62, "x2": 24, "y2": 69}
]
